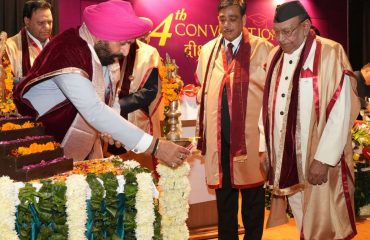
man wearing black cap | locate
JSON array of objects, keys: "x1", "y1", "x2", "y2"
[
  {"x1": 262, "y1": 1, "x2": 359, "y2": 239},
  {"x1": 196, "y1": 0, "x2": 273, "y2": 239}
]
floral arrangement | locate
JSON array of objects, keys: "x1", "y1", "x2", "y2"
[
  {"x1": 157, "y1": 162, "x2": 191, "y2": 240},
  {"x1": 135, "y1": 172, "x2": 156, "y2": 239},
  {"x1": 65, "y1": 174, "x2": 88, "y2": 240},
  {"x1": 351, "y1": 120, "x2": 370, "y2": 216},
  {"x1": 1, "y1": 121, "x2": 39, "y2": 131},
  {"x1": 0, "y1": 176, "x2": 18, "y2": 239},
  {"x1": 159, "y1": 54, "x2": 184, "y2": 108},
  {"x1": 0, "y1": 56, "x2": 17, "y2": 116},
  {"x1": 121, "y1": 159, "x2": 161, "y2": 240},
  {"x1": 11, "y1": 141, "x2": 59, "y2": 156},
  {"x1": 0, "y1": 157, "x2": 183, "y2": 240}
]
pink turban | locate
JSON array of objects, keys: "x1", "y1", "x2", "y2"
[
  {"x1": 83, "y1": 0, "x2": 152, "y2": 41},
  {"x1": 139, "y1": 17, "x2": 154, "y2": 28}
]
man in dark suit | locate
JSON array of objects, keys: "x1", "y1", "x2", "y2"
[
  {"x1": 195, "y1": 0, "x2": 272, "y2": 239},
  {"x1": 355, "y1": 62, "x2": 370, "y2": 110},
  {"x1": 106, "y1": 20, "x2": 162, "y2": 171}
]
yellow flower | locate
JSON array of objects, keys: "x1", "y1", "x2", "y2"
[
  {"x1": 2, "y1": 105, "x2": 9, "y2": 113},
  {"x1": 9, "y1": 102, "x2": 15, "y2": 111},
  {"x1": 0, "y1": 62, "x2": 17, "y2": 116},
  {"x1": 168, "y1": 65, "x2": 176, "y2": 71},
  {"x1": 15, "y1": 141, "x2": 57, "y2": 156},
  {"x1": 158, "y1": 56, "x2": 184, "y2": 107}
]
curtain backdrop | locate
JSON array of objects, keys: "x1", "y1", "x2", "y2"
[
  {"x1": 349, "y1": 0, "x2": 370, "y2": 70},
  {"x1": 363, "y1": 0, "x2": 370, "y2": 66},
  {"x1": 0, "y1": 0, "x2": 58, "y2": 38}
]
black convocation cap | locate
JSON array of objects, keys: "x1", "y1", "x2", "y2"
[{"x1": 274, "y1": 1, "x2": 311, "y2": 23}]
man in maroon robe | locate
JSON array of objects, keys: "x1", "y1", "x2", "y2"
[{"x1": 14, "y1": 0, "x2": 190, "y2": 168}]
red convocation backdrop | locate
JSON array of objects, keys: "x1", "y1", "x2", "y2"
[{"x1": 58, "y1": 0, "x2": 347, "y2": 85}]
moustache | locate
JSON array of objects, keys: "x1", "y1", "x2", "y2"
[{"x1": 111, "y1": 53, "x2": 123, "y2": 60}]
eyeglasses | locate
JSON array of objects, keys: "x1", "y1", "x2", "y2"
[{"x1": 272, "y1": 22, "x2": 302, "y2": 38}]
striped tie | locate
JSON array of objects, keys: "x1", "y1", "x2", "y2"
[{"x1": 226, "y1": 42, "x2": 234, "y2": 64}]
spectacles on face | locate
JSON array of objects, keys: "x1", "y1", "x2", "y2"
[{"x1": 272, "y1": 22, "x2": 302, "y2": 38}]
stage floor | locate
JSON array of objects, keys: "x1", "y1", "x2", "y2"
[
  {"x1": 207, "y1": 212, "x2": 370, "y2": 240},
  {"x1": 260, "y1": 216, "x2": 370, "y2": 240}
]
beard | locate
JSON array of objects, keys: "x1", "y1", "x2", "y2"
[{"x1": 94, "y1": 41, "x2": 123, "y2": 66}]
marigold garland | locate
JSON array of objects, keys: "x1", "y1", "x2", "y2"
[
  {"x1": 1, "y1": 121, "x2": 38, "y2": 131},
  {"x1": 0, "y1": 57, "x2": 17, "y2": 116},
  {"x1": 12, "y1": 141, "x2": 59, "y2": 156},
  {"x1": 159, "y1": 54, "x2": 184, "y2": 108}
]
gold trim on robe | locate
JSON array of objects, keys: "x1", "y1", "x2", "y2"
[
  {"x1": 265, "y1": 36, "x2": 360, "y2": 240},
  {"x1": 196, "y1": 32, "x2": 273, "y2": 188},
  {"x1": 6, "y1": 30, "x2": 39, "y2": 80}
]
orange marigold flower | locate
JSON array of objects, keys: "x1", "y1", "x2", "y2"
[{"x1": 15, "y1": 141, "x2": 57, "y2": 156}]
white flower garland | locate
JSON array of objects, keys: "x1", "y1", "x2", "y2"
[
  {"x1": 66, "y1": 174, "x2": 88, "y2": 240},
  {"x1": 135, "y1": 172, "x2": 155, "y2": 240},
  {"x1": 1, "y1": 158, "x2": 187, "y2": 239},
  {"x1": 122, "y1": 160, "x2": 141, "y2": 170},
  {"x1": 157, "y1": 162, "x2": 191, "y2": 240},
  {"x1": 0, "y1": 176, "x2": 18, "y2": 240}
]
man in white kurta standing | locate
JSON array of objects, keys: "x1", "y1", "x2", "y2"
[{"x1": 262, "y1": 1, "x2": 359, "y2": 239}]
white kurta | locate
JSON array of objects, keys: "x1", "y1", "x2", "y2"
[
  {"x1": 273, "y1": 39, "x2": 351, "y2": 232},
  {"x1": 273, "y1": 40, "x2": 350, "y2": 172}
]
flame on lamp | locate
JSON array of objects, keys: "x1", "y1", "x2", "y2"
[{"x1": 274, "y1": 0, "x2": 286, "y2": 5}]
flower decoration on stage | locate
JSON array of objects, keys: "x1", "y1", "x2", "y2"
[
  {"x1": 1, "y1": 120, "x2": 40, "y2": 131},
  {"x1": 1, "y1": 31, "x2": 17, "y2": 116},
  {"x1": 122, "y1": 159, "x2": 141, "y2": 170},
  {"x1": 66, "y1": 174, "x2": 88, "y2": 240},
  {"x1": 0, "y1": 57, "x2": 17, "y2": 116},
  {"x1": 135, "y1": 172, "x2": 156, "y2": 239},
  {"x1": 11, "y1": 141, "x2": 59, "y2": 156},
  {"x1": 0, "y1": 176, "x2": 18, "y2": 239},
  {"x1": 351, "y1": 120, "x2": 370, "y2": 216},
  {"x1": 157, "y1": 162, "x2": 191, "y2": 240},
  {"x1": 352, "y1": 120, "x2": 370, "y2": 163},
  {"x1": 1, "y1": 157, "x2": 170, "y2": 239},
  {"x1": 159, "y1": 53, "x2": 184, "y2": 108}
]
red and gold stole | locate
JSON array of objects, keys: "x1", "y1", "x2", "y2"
[
  {"x1": 197, "y1": 28, "x2": 251, "y2": 158},
  {"x1": 263, "y1": 30, "x2": 316, "y2": 189}
]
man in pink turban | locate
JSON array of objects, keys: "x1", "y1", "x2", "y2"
[
  {"x1": 14, "y1": 0, "x2": 190, "y2": 167},
  {"x1": 106, "y1": 15, "x2": 164, "y2": 174}
]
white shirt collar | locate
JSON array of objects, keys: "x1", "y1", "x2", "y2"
[
  {"x1": 26, "y1": 30, "x2": 49, "y2": 50},
  {"x1": 224, "y1": 32, "x2": 242, "y2": 53}
]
